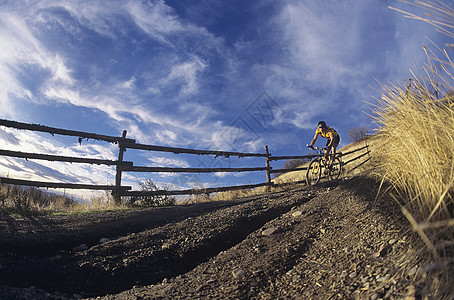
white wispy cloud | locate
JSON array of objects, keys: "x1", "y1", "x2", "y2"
[
  {"x1": 0, "y1": 127, "x2": 119, "y2": 199},
  {"x1": 127, "y1": 0, "x2": 184, "y2": 45},
  {"x1": 261, "y1": 0, "x2": 446, "y2": 131},
  {"x1": 0, "y1": 0, "x2": 231, "y2": 151},
  {"x1": 148, "y1": 156, "x2": 190, "y2": 168},
  {"x1": 164, "y1": 57, "x2": 208, "y2": 96},
  {"x1": 0, "y1": 8, "x2": 78, "y2": 126},
  {"x1": 0, "y1": 14, "x2": 41, "y2": 117},
  {"x1": 25, "y1": 1, "x2": 223, "y2": 146}
]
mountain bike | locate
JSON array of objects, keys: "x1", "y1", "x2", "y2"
[{"x1": 306, "y1": 146, "x2": 342, "y2": 185}]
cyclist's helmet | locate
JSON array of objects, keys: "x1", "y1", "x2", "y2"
[{"x1": 318, "y1": 121, "x2": 327, "y2": 128}]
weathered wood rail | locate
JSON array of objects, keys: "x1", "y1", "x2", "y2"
[
  {"x1": 0, "y1": 177, "x2": 131, "y2": 191},
  {"x1": 0, "y1": 119, "x2": 136, "y2": 144},
  {"x1": 0, "y1": 149, "x2": 131, "y2": 166},
  {"x1": 0, "y1": 119, "x2": 371, "y2": 204},
  {"x1": 267, "y1": 145, "x2": 370, "y2": 174}
]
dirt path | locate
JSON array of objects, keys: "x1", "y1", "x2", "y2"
[{"x1": 0, "y1": 176, "x2": 426, "y2": 299}]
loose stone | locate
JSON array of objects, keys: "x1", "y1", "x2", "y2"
[
  {"x1": 292, "y1": 211, "x2": 302, "y2": 217},
  {"x1": 262, "y1": 227, "x2": 278, "y2": 236},
  {"x1": 73, "y1": 244, "x2": 88, "y2": 252},
  {"x1": 232, "y1": 269, "x2": 246, "y2": 279},
  {"x1": 377, "y1": 275, "x2": 390, "y2": 282}
]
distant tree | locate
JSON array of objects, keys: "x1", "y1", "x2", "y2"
[
  {"x1": 440, "y1": 90, "x2": 454, "y2": 106},
  {"x1": 274, "y1": 158, "x2": 309, "y2": 177},
  {"x1": 347, "y1": 126, "x2": 370, "y2": 142},
  {"x1": 284, "y1": 158, "x2": 308, "y2": 169},
  {"x1": 129, "y1": 179, "x2": 176, "y2": 207},
  {"x1": 444, "y1": 89, "x2": 454, "y2": 98}
]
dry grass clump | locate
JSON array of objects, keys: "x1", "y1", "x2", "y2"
[
  {"x1": 0, "y1": 184, "x2": 78, "y2": 215},
  {"x1": 373, "y1": 77, "x2": 454, "y2": 263},
  {"x1": 0, "y1": 183, "x2": 124, "y2": 215},
  {"x1": 373, "y1": 79, "x2": 454, "y2": 222},
  {"x1": 373, "y1": 72, "x2": 454, "y2": 300},
  {"x1": 210, "y1": 188, "x2": 256, "y2": 201},
  {"x1": 372, "y1": 2, "x2": 454, "y2": 296}
]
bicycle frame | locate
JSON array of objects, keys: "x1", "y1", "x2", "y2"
[{"x1": 306, "y1": 146, "x2": 342, "y2": 185}]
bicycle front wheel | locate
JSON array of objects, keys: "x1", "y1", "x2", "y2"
[
  {"x1": 329, "y1": 157, "x2": 342, "y2": 180},
  {"x1": 306, "y1": 159, "x2": 321, "y2": 185}
]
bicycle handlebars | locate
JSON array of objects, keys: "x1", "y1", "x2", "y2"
[
  {"x1": 307, "y1": 146, "x2": 327, "y2": 151},
  {"x1": 307, "y1": 145, "x2": 338, "y2": 157}
]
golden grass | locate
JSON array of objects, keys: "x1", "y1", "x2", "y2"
[
  {"x1": 372, "y1": 82, "x2": 454, "y2": 217},
  {"x1": 372, "y1": 78, "x2": 454, "y2": 255},
  {"x1": 210, "y1": 188, "x2": 257, "y2": 201},
  {"x1": 0, "y1": 184, "x2": 124, "y2": 215},
  {"x1": 374, "y1": 0, "x2": 454, "y2": 233},
  {"x1": 371, "y1": 70, "x2": 454, "y2": 300},
  {"x1": 371, "y1": 2, "x2": 454, "y2": 296}
]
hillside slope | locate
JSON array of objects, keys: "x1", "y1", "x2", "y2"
[
  {"x1": 273, "y1": 136, "x2": 377, "y2": 185},
  {"x1": 0, "y1": 175, "x2": 434, "y2": 299}
]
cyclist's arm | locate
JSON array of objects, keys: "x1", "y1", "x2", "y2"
[
  {"x1": 326, "y1": 132, "x2": 333, "y2": 148},
  {"x1": 309, "y1": 132, "x2": 319, "y2": 147}
]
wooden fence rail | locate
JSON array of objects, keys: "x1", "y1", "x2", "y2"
[
  {"x1": 0, "y1": 149, "x2": 132, "y2": 166},
  {"x1": 267, "y1": 144, "x2": 370, "y2": 176},
  {"x1": 0, "y1": 119, "x2": 135, "y2": 144},
  {"x1": 270, "y1": 166, "x2": 308, "y2": 174},
  {"x1": 0, "y1": 119, "x2": 371, "y2": 204},
  {"x1": 121, "y1": 141, "x2": 266, "y2": 157},
  {"x1": 343, "y1": 149, "x2": 371, "y2": 166},
  {"x1": 121, "y1": 166, "x2": 270, "y2": 173},
  {"x1": 124, "y1": 182, "x2": 270, "y2": 197},
  {"x1": 0, "y1": 176, "x2": 131, "y2": 191}
]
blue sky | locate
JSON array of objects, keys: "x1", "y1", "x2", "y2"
[{"x1": 0, "y1": 0, "x2": 452, "y2": 199}]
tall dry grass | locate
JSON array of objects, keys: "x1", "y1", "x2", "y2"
[
  {"x1": 372, "y1": 1, "x2": 454, "y2": 297},
  {"x1": 372, "y1": 76, "x2": 454, "y2": 251},
  {"x1": 0, "y1": 184, "x2": 79, "y2": 215},
  {"x1": 373, "y1": 77, "x2": 454, "y2": 209},
  {"x1": 0, "y1": 183, "x2": 126, "y2": 215}
]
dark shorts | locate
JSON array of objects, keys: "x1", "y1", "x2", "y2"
[{"x1": 326, "y1": 135, "x2": 340, "y2": 147}]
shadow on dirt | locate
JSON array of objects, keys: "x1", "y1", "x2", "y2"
[
  {"x1": 0, "y1": 200, "x2": 256, "y2": 256},
  {"x1": 0, "y1": 188, "x2": 315, "y2": 297}
]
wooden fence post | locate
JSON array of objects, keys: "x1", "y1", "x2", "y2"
[
  {"x1": 114, "y1": 130, "x2": 127, "y2": 205},
  {"x1": 265, "y1": 145, "x2": 271, "y2": 190}
]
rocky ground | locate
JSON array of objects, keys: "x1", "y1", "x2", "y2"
[{"x1": 0, "y1": 175, "x2": 442, "y2": 299}]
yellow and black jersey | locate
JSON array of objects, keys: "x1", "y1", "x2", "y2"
[{"x1": 315, "y1": 126, "x2": 339, "y2": 139}]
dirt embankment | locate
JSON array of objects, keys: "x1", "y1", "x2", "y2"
[{"x1": 0, "y1": 176, "x2": 430, "y2": 299}]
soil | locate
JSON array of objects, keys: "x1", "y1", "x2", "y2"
[{"x1": 0, "y1": 175, "x2": 435, "y2": 299}]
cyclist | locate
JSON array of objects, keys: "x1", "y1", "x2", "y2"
[{"x1": 307, "y1": 121, "x2": 340, "y2": 168}]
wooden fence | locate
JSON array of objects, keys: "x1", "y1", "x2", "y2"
[{"x1": 0, "y1": 119, "x2": 371, "y2": 204}]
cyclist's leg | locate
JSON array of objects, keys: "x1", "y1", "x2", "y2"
[
  {"x1": 324, "y1": 139, "x2": 331, "y2": 163},
  {"x1": 329, "y1": 135, "x2": 340, "y2": 167},
  {"x1": 329, "y1": 146, "x2": 336, "y2": 168}
]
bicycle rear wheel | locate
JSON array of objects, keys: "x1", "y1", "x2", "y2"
[
  {"x1": 329, "y1": 157, "x2": 342, "y2": 180},
  {"x1": 306, "y1": 159, "x2": 321, "y2": 185}
]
